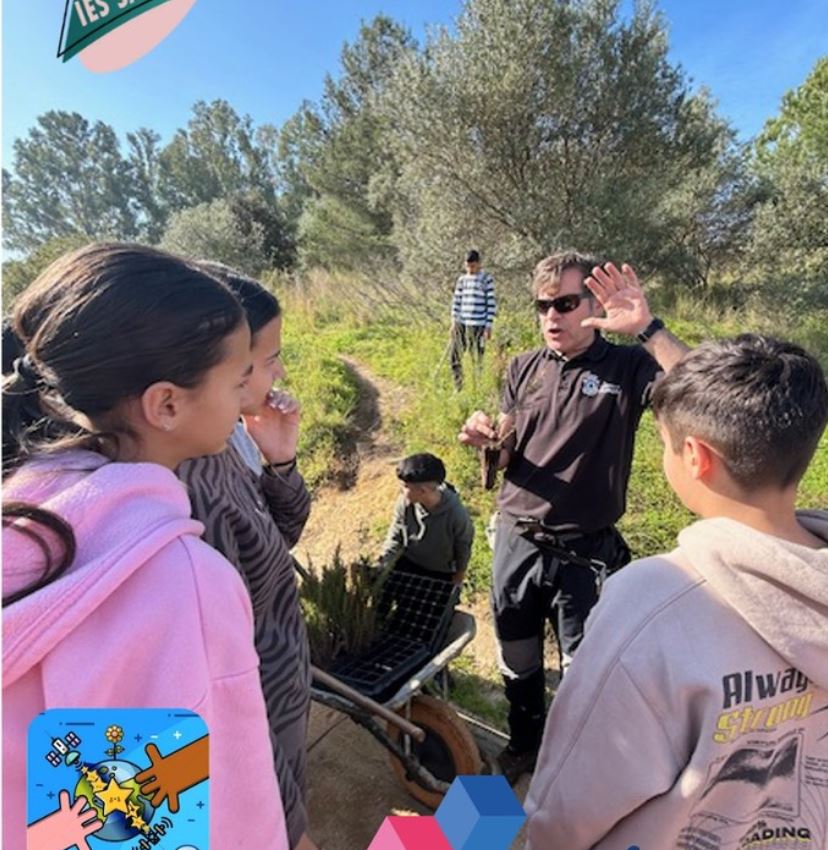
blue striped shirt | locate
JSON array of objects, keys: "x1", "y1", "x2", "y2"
[{"x1": 451, "y1": 271, "x2": 497, "y2": 327}]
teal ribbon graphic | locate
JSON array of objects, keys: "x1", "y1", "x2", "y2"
[{"x1": 58, "y1": 0, "x2": 174, "y2": 62}]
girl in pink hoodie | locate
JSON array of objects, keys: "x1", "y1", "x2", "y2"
[{"x1": 2, "y1": 243, "x2": 288, "y2": 850}]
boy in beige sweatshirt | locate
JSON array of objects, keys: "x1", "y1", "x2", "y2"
[{"x1": 525, "y1": 335, "x2": 828, "y2": 850}]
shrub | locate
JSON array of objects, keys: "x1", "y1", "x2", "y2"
[{"x1": 298, "y1": 549, "x2": 388, "y2": 668}]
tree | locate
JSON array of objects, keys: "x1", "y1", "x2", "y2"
[
  {"x1": 653, "y1": 127, "x2": 760, "y2": 289},
  {"x1": 3, "y1": 101, "x2": 295, "y2": 263},
  {"x1": 228, "y1": 192, "x2": 295, "y2": 271},
  {"x1": 291, "y1": 16, "x2": 416, "y2": 271},
  {"x1": 268, "y1": 107, "x2": 318, "y2": 242},
  {"x1": 2, "y1": 112, "x2": 138, "y2": 252},
  {"x1": 126, "y1": 127, "x2": 167, "y2": 243},
  {"x1": 381, "y1": 0, "x2": 736, "y2": 290},
  {"x1": 755, "y1": 57, "x2": 828, "y2": 171},
  {"x1": 157, "y1": 100, "x2": 278, "y2": 213},
  {"x1": 158, "y1": 194, "x2": 291, "y2": 276},
  {"x1": 747, "y1": 57, "x2": 828, "y2": 307},
  {"x1": 2, "y1": 233, "x2": 92, "y2": 305},
  {"x1": 153, "y1": 101, "x2": 296, "y2": 267}
]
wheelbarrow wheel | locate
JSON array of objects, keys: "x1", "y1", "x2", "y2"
[{"x1": 387, "y1": 694, "x2": 482, "y2": 809}]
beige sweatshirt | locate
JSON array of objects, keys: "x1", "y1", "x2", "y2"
[{"x1": 525, "y1": 511, "x2": 828, "y2": 850}]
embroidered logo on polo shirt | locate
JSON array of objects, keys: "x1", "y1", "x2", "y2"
[
  {"x1": 582, "y1": 374, "x2": 600, "y2": 396},
  {"x1": 582, "y1": 372, "x2": 622, "y2": 397}
]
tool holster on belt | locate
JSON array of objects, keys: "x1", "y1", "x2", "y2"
[{"x1": 512, "y1": 516, "x2": 609, "y2": 596}]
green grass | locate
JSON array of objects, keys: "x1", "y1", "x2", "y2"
[
  {"x1": 280, "y1": 309, "x2": 361, "y2": 489},
  {"x1": 326, "y1": 319, "x2": 510, "y2": 593},
  {"x1": 448, "y1": 655, "x2": 509, "y2": 728},
  {"x1": 619, "y1": 412, "x2": 695, "y2": 556}
]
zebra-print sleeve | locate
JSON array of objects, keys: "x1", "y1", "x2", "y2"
[
  {"x1": 259, "y1": 466, "x2": 311, "y2": 549},
  {"x1": 178, "y1": 454, "x2": 244, "y2": 572},
  {"x1": 177, "y1": 447, "x2": 312, "y2": 848}
]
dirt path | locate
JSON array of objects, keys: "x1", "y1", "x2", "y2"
[{"x1": 297, "y1": 357, "x2": 408, "y2": 568}]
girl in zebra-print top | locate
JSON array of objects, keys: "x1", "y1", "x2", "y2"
[{"x1": 178, "y1": 264, "x2": 315, "y2": 850}]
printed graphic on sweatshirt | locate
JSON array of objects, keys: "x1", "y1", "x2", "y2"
[
  {"x1": 714, "y1": 667, "x2": 812, "y2": 744},
  {"x1": 700, "y1": 732, "x2": 802, "y2": 821},
  {"x1": 676, "y1": 666, "x2": 828, "y2": 850},
  {"x1": 28, "y1": 708, "x2": 208, "y2": 849}
]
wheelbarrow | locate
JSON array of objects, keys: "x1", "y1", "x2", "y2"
[{"x1": 308, "y1": 569, "x2": 483, "y2": 808}]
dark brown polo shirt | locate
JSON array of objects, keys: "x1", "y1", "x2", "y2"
[{"x1": 497, "y1": 334, "x2": 660, "y2": 532}]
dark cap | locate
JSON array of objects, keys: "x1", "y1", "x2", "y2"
[
  {"x1": 465, "y1": 250, "x2": 481, "y2": 264},
  {"x1": 396, "y1": 453, "x2": 446, "y2": 484}
]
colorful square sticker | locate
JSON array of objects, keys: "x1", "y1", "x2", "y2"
[{"x1": 28, "y1": 708, "x2": 208, "y2": 850}]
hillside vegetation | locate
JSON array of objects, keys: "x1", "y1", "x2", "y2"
[{"x1": 280, "y1": 278, "x2": 828, "y2": 596}]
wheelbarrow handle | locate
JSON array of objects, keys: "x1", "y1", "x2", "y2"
[{"x1": 311, "y1": 665, "x2": 426, "y2": 743}]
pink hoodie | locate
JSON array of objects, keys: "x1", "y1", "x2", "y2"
[{"x1": 2, "y1": 451, "x2": 288, "y2": 850}]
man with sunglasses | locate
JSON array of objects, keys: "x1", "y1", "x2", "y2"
[{"x1": 459, "y1": 249, "x2": 689, "y2": 783}]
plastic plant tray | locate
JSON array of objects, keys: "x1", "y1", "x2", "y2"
[{"x1": 330, "y1": 570, "x2": 460, "y2": 701}]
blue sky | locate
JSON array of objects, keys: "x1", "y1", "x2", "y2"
[{"x1": 3, "y1": 1, "x2": 826, "y2": 165}]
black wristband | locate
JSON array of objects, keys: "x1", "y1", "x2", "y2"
[
  {"x1": 636, "y1": 317, "x2": 665, "y2": 344},
  {"x1": 263, "y1": 457, "x2": 297, "y2": 476}
]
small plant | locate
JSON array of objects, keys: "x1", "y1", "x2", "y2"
[{"x1": 299, "y1": 548, "x2": 389, "y2": 668}]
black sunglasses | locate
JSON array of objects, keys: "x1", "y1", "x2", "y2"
[{"x1": 534, "y1": 293, "x2": 592, "y2": 315}]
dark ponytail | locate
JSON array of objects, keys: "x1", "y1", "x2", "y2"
[
  {"x1": 2, "y1": 351, "x2": 91, "y2": 475},
  {"x1": 2, "y1": 503, "x2": 76, "y2": 608},
  {"x1": 2, "y1": 317, "x2": 26, "y2": 373}
]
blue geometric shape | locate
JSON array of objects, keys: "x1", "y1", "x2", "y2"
[{"x1": 435, "y1": 775, "x2": 525, "y2": 850}]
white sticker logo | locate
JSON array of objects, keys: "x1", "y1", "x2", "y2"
[
  {"x1": 582, "y1": 373, "x2": 600, "y2": 396},
  {"x1": 582, "y1": 373, "x2": 622, "y2": 397}
]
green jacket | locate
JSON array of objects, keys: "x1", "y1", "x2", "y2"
[{"x1": 380, "y1": 484, "x2": 475, "y2": 574}]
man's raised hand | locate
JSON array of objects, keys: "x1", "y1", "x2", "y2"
[{"x1": 581, "y1": 262, "x2": 653, "y2": 338}]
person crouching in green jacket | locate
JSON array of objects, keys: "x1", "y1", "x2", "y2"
[{"x1": 380, "y1": 453, "x2": 474, "y2": 586}]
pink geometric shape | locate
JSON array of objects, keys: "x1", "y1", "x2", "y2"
[
  {"x1": 367, "y1": 816, "x2": 454, "y2": 850},
  {"x1": 79, "y1": 0, "x2": 197, "y2": 73}
]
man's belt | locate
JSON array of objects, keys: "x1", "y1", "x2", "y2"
[
  {"x1": 510, "y1": 516, "x2": 608, "y2": 593},
  {"x1": 500, "y1": 512, "x2": 583, "y2": 542}
]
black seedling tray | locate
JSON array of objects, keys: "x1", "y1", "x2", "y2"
[
  {"x1": 330, "y1": 636, "x2": 431, "y2": 701},
  {"x1": 330, "y1": 571, "x2": 461, "y2": 702}
]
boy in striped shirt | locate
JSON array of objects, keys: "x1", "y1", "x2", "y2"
[{"x1": 450, "y1": 249, "x2": 497, "y2": 389}]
